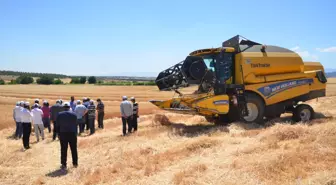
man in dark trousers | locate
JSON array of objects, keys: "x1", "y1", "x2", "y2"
[
  {"x1": 50, "y1": 100, "x2": 64, "y2": 141},
  {"x1": 120, "y1": 96, "x2": 133, "y2": 136},
  {"x1": 130, "y1": 97, "x2": 139, "y2": 132},
  {"x1": 56, "y1": 102, "x2": 78, "y2": 170},
  {"x1": 87, "y1": 100, "x2": 96, "y2": 135},
  {"x1": 83, "y1": 97, "x2": 90, "y2": 131},
  {"x1": 96, "y1": 98, "x2": 105, "y2": 129}
]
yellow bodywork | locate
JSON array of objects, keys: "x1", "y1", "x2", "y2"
[
  {"x1": 191, "y1": 47, "x2": 326, "y2": 107},
  {"x1": 150, "y1": 93, "x2": 229, "y2": 116}
]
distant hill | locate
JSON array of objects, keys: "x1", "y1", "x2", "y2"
[
  {"x1": 0, "y1": 70, "x2": 68, "y2": 79},
  {"x1": 326, "y1": 72, "x2": 336, "y2": 78}
]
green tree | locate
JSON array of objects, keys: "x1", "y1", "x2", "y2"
[
  {"x1": 0, "y1": 79, "x2": 5, "y2": 85},
  {"x1": 80, "y1": 76, "x2": 87, "y2": 84},
  {"x1": 8, "y1": 79, "x2": 17, "y2": 84},
  {"x1": 16, "y1": 75, "x2": 34, "y2": 84},
  {"x1": 36, "y1": 76, "x2": 54, "y2": 85},
  {"x1": 53, "y1": 79, "x2": 64, "y2": 84},
  {"x1": 88, "y1": 76, "x2": 97, "y2": 84},
  {"x1": 70, "y1": 78, "x2": 80, "y2": 84}
]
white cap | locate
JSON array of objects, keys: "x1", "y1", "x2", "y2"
[
  {"x1": 63, "y1": 102, "x2": 70, "y2": 107},
  {"x1": 77, "y1": 100, "x2": 81, "y2": 104},
  {"x1": 34, "y1": 103, "x2": 39, "y2": 108},
  {"x1": 130, "y1": 97, "x2": 135, "y2": 100},
  {"x1": 24, "y1": 102, "x2": 30, "y2": 106},
  {"x1": 20, "y1": 101, "x2": 24, "y2": 105},
  {"x1": 122, "y1": 96, "x2": 127, "y2": 100}
]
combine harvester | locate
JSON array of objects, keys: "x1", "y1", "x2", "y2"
[{"x1": 150, "y1": 35, "x2": 327, "y2": 125}]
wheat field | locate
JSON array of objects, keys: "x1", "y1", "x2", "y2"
[{"x1": 0, "y1": 81, "x2": 336, "y2": 185}]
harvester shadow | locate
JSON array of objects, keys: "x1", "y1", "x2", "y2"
[
  {"x1": 165, "y1": 123, "x2": 229, "y2": 138},
  {"x1": 264, "y1": 112, "x2": 333, "y2": 126},
  {"x1": 45, "y1": 169, "x2": 68, "y2": 177}
]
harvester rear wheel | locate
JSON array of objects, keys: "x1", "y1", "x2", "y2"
[
  {"x1": 292, "y1": 104, "x2": 314, "y2": 122},
  {"x1": 242, "y1": 93, "x2": 265, "y2": 124}
]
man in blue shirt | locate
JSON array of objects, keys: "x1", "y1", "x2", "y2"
[
  {"x1": 69, "y1": 96, "x2": 76, "y2": 111},
  {"x1": 56, "y1": 102, "x2": 78, "y2": 170},
  {"x1": 74, "y1": 100, "x2": 88, "y2": 135}
]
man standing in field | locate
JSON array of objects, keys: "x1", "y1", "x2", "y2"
[
  {"x1": 120, "y1": 96, "x2": 133, "y2": 136},
  {"x1": 31, "y1": 103, "x2": 45, "y2": 142},
  {"x1": 13, "y1": 101, "x2": 23, "y2": 139},
  {"x1": 21, "y1": 102, "x2": 33, "y2": 149},
  {"x1": 96, "y1": 98, "x2": 105, "y2": 129},
  {"x1": 50, "y1": 100, "x2": 65, "y2": 141},
  {"x1": 74, "y1": 100, "x2": 88, "y2": 135},
  {"x1": 83, "y1": 98, "x2": 90, "y2": 131},
  {"x1": 41, "y1": 101, "x2": 51, "y2": 133},
  {"x1": 69, "y1": 96, "x2": 76, "y2": 112},
  {"x1": 130, "y1": 97, "x2": 139, "y2": 132},
  {"x1": 87, "y1": 100, "x2": 96, "y2": 135},
  {"x1": 56, "y1": 102, "x2": 78, "y2": 170}
]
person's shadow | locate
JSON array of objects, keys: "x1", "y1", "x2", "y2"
[{"x1": 45, "y1": 169, "x2": 68, "y2": 177}]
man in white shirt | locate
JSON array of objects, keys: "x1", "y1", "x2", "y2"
[
  {"x1": 21, "y1": 102, "x2": 33, "y2": 149},
  {"x1": 120, "y1": 96, "x2": 133, "y2": 136},
  {"x1": 13, "y1": 101, "x2": 23, "y2": 139},
  {"x1": 31, "y1": 103, "x2": 45, "y2": 142}
]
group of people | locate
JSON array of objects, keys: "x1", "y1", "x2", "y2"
[
  {"x1": 12, "y1": 95, "x2": 139, "y2": 169},
  {"x1": 13, "y1": 97, "x2": 106, "y2": 144}
]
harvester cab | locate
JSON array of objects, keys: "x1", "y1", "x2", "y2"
[{"x1": 150, "y1": 35, "x2": 327, "y2": 125}]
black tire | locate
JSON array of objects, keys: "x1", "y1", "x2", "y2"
[
  {"x1": 242, "y1": 93, "x2": 265, "y2": 124},
  {"x1": 292, "y1": 104, "x2": 315, "y2": 122}
]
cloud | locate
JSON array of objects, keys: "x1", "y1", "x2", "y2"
[
  {"x1": 316, "y1": 47, "x2": 336, "y2": 53},
  {"x1": 290, "y1": 46, "x2": 319, "y2": 61},
  {"x1": 291, "y1": 46, "x2": 300, "y2": 51}
]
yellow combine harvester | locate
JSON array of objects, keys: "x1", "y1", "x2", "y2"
[{"x1": 150, "y1": 35, "x2": 327, "y2": 125}]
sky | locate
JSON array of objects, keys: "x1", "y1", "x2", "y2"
[{"x1": 1, "y1": 0, "x2": 336, "y2": 76}]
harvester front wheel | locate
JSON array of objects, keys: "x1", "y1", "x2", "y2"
[
  {"x1": 242, "y1": 93, "x2": 265, "y2": 124},
  {"x1": 292, "y1": 104, "x2": 315, "y2": 122}
]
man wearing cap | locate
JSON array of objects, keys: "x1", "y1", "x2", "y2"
[
  {"x1": 87, "y1": 100, "x2": 96, "y2": 135},
  {"x1": 41, "y1": 101, "x2": 51, "y2": 133},
  {"x1": 130, "y1": 97, "x2": 139, "y2": 132},
  {"x1": 13, "y1": 101, "x2": 23, "y2": 139},
  {"x1": 74, "y1": 100, "x2": 88, "y2": 135},
  {"x1": 31, "y1": 103, "x2": 45, "y2": 142},
  {"x1": 96, "y1": 98, "x2": 105, "y2": 129},
  {"x1": 56, "y1": 102, "x2": 78, "y2": 169},
  {"x1": 20, "y1": 102, "x2": 33, "y2": 149},
  {"x1": 31, "y1": 99, "x2": 42, "y2": 110},
  {"x1": 120, "y1": 96, "x2": 133, "y2": 136},
  {"x1": 50, "y1": 100, "x2": 65, "y2": 141}
]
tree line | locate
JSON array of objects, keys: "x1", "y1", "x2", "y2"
[
  {"x1": 0, "y1": 75, "x2": 97, "y2": 85},
  {"x1": 0, "y1": 70, "x2": 68, "y2": 79}
]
